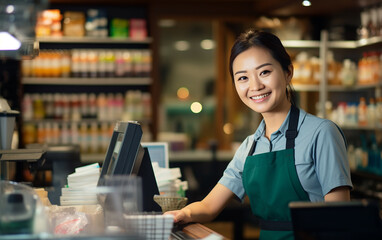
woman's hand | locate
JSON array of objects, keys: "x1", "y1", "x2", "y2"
[
  {"x1": 164, "y1": 208, "x2": 192, "y2": 224},
  {"x1": 164, "y1": 184, "x2": 235, "y2": 224}
]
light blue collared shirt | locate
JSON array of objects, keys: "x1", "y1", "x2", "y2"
[{"x1": 218, "y1": 107, "x2": 353, "y2": 202}]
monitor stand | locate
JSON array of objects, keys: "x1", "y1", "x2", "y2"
[{"x1": 136, "y1": 146, "x2": 162, "y2": 212}]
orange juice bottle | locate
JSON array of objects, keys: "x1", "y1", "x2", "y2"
[{"x1": 358, "y1": 97, "x2": 368, "y2": 126}]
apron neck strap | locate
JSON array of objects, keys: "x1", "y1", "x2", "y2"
[
  {"x1": 285, "y1": 104, "x2": 299, "y2": 149},
  {"x1": 247, "y1": 105, "x2": 300, "y2": 156}
]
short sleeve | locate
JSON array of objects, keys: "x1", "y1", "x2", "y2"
[{"x1": 313, "y1": 120, "x2": 353, "y2": 195}]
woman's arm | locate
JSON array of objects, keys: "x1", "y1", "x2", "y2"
[
  {"x1": 324, "y1": 186, "x2": 350, "y2": 201},
  {"x1": 165, "y1": 183, "x2": 236, "y2": 224}
]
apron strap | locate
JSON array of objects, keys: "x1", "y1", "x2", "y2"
[
  {"x1": 285, "y1": 105, "x2": 299, "y2": 149},
  {"x1": 259, "y1": 219, "x2": 293, "y2": 231},
  {"x1": 247, "y1": 105, "x2": 300, "y2": 156},
  {"x1": 247, "y1": 139, "x2": 257, "y2": 157}
]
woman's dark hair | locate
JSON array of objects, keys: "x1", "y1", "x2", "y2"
[{"x1": 229, "y1": 29, "x2": 297, "y2": 106}]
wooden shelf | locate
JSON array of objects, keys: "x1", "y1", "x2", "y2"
[
  {"x1": 293, "y1": 83, "x2": 380, "y2": 92},
  {"x1": 37, "y1": 36, "x2": 153, "y2": 44},
  {"x1": 293, "y1": 84, "x2": 319, "y2": 91},
  {"x1": 282, "y1": 40, "x2": 320, "y2": 48},
  {"x1": 327, "y1": 83, "x2": 380, "y2": 91},
  {"x1": 22, "y1": 77, "x2": 152, "y2": 86}
]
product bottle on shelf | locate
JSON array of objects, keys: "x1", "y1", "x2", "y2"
[
  {"x1": 22, "y1": 94, "x2": 33, "y2": 121},
  {"x1": 61, "y1": 123, "x2": 70, "y2": 144},
  {"x1": 367, "y1": 98, "x2": 377, "y2": 127},
  {"x1": 79, "y1": 122, "x2": 89, "y2": 153},
  {"x1": 376, "y1": 97, "x2": 382, "y2": 127},
  {"x1": 89, "y1": 122, "x2": 99, "y2": 154},
  {"x1": 358, "y1": 97, "x2": 368, "y2": 126},
  {"x1": 97, "y1": 93, "x2": 107, "y2": 121},
  {"x1": 37, "y1": 122, "x2": 45, "y2": 144},
  {"x1": 71, "y1": 50, "x2": 81, "y2": 78},
  {"x1": 44, "y1": 94, "x2": 54, "y2": 119},
  {"x1": 339, "y1": 59, "x2": 356, "y2": 86},
  {"x1": 70, "y1": 123, "x2": 79, "y2": 146},
  {"x1": 61, "y1": 50, "x2": 71, "y2": 78}
]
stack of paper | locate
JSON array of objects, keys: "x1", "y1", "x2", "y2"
[
  {"x1": 152, "y1": 162, "x2": 188, "y2": 196},
  {"x1": 60, "y1": 163, "x2": 101, "y2": 206}
]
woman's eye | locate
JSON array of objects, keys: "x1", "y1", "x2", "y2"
[
  {"x1": 260, "y1": 70, "x2": 271, "y2": 76},
  {"x1": 237, "y1": 76, "x2": 247, "y2": 81}
]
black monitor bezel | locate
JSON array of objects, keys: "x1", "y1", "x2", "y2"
[
  {"x1": 290, "y1": 200, "x2": 382, "y2": 240},
  {"x1": 98, "y1": 121, "x2": 142, "y2": 182},
  {"x1": 98, "y1": 121, "x2": 161, "y2": 212}
]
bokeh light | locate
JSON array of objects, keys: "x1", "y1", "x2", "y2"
[
  {"x1": 177, "y1": 87, "x2": 189, "y2": 100},
  {"x1": 190, "y1": 102, "x2": 202, "y2": 113}
]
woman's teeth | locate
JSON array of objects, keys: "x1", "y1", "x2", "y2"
[{"x1": 251, "y1": 93, "x2": 270, "y2": 100}]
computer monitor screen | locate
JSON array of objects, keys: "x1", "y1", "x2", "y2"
[
  {"x1": 98, "y1": 121, "x2": 161, "y2": 212},
  {"x1": 106, "y1": 132, "x2": 124, "y2": 175},
  {"x1": 290, "y1": 201, "x2": 382, "y2": 240},
  {"x1": 141, "y1": 142, "x2": 169, "y2": 168}
]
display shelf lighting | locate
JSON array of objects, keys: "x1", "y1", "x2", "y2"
[
  {"x1": 0, "y1": 32, "x2": 21, "y2": 50},
  {"x1": 302, "y1": 0, "x2": 311, "y2": 7}
]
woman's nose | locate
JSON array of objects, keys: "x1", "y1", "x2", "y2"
[{"x1": 249, "y1": 77, "x2": 264, "y2": 91}]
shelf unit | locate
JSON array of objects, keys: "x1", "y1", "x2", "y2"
[
  {"x1": 36, "y1": 36, "x2": 153, "y2": 44},
  {"x1": 21, "y1": 35, "x2": 154, "y2": 159},
  {"x1": 22, "y1": 77, "x2": 152, "y2": 86},
  {"x1": 282, "y1": 32, "x2": 328, "y2": 118},
  {"x1": 284, "y1": 30, "x2": 382, "y2": 119},
  {"x1": 293, "y1": 83, "x2": 381, "y2": 92}
]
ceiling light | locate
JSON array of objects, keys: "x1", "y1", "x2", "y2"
[
  {"x1": 200, "y1": 39, "x2": 215, "y2": 50},
  {"x1": 6, "y1": 5, "x2": 15, "y2": 14},
  {"x1": 174, "y1": 41, "x2": 190, "y2": 51},
  {"x1": 302, "y1": 0, "x2": 311, "y2": 7}
]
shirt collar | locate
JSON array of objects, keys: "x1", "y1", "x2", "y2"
[{"x1": 253, "y1": 107, "x2": 307, "y2": 141}]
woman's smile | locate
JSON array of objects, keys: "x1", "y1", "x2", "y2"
[{"x1": 250, "y1": 92, "x2": 271, "y2": 102}]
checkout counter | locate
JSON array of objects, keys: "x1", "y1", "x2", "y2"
[
  {"x1": 0, "y1": 118, "x2": 227, "y2": 240},
  {"x1": 0, "y1": 180, "x2": 227, "y2": 240}
]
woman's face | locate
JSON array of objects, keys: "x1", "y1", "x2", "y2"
[{"x1": 232, "y1": 47, "x2": 292, "y2": 115}]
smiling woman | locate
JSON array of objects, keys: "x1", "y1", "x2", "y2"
[{"x1": 164, "y1": 29, "x2": 353, "y2": 240}]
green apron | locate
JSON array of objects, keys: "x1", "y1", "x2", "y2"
[{"x1": 242, "y1": 105, "x2": 310, "y2": 240}]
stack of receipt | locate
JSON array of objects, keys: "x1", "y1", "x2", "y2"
[
  {"x1": 152, "y1": 162, "x2": 188, "y2": 196},
  {"x1": 60, "y1": 163, "x2": 101, "y2": 206}
]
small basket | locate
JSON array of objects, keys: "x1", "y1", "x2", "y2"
[{"x1": 153, "y1": 195, "x2": 188, "y2": 213}]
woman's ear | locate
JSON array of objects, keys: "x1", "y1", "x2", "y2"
[{"x1": 286, "y1": 64, "x2": 294, "y2": 84}]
